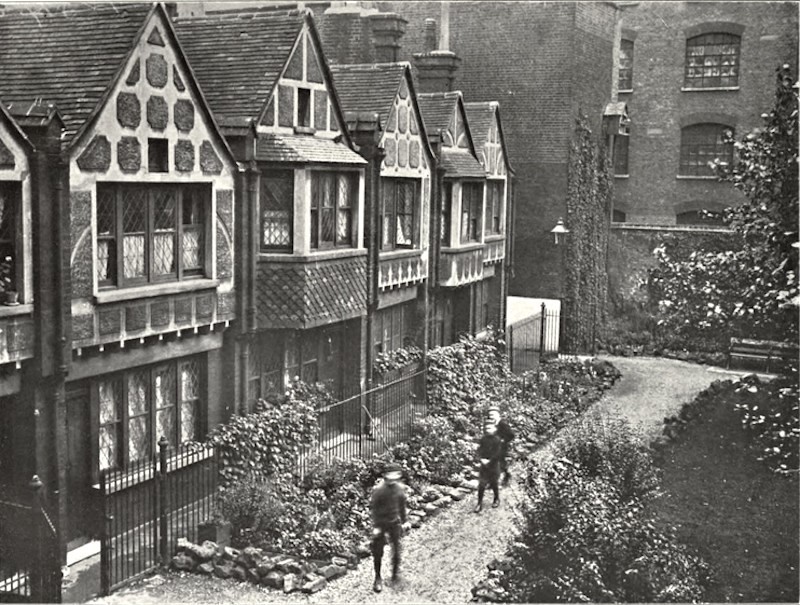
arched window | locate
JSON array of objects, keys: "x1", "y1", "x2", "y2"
[
  {"x1": 685, "y1": 33, "x2": 740, "y2": 89},
  {"x1": 679, "y1": 123, "x2": 734, "y2": 177}
]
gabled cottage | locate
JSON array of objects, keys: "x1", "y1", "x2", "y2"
[
  {"x1": 329, "y1": 61, "x2": 435, "y2": 380},
  {"x1": 176, "y1": 9, "x2": 368, "y2": 406},
  {"x1": 464, "y1": 100, "x2": 514, "y2": 333},
  {"x1": 0, "y1": 2, "x2": 238, "y2": 562},
  {"x1": 416, "y1": 91, "x2": 488, "y2": 345}
]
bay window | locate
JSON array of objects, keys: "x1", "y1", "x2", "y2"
[
  {"x1": 460, "y1": 182, "x2": 483, "y2": 243},
  {"x1": 0, "y1": 182, "x2": 18, "y2": 293},
  {"x1": 261, "y1": 170, "x2": 294, "y2": 251},
  {"x1": 96, "y1": 183, "x2": 208, "y2": 288},
  {"x1": 381, "y1": 179, "x2": 418, "y2": 250},
  {"x1": 484, "y1": 181, "x2": 503, "y2": 235},
  {"x1": 98, "y1": 357, "x2": 203, "y2": 471},
  {"x1": 310, "y1": 171, "x2": 356, "y2": 249}
]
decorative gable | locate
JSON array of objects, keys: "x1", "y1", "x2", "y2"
[
  {"x1": 485, "y1": 112, "x2": 507, "y2": 177},
  {"x1": 0, "y1": 113, "x2": 28, "y2": 177},
  {"x1": 260, "y1": 27, "x2": 340, "y2": 134},
  {"x1": 381, "y1": 73, "x2": 429, "y2": 176},
  {"x1": 443, "y1": 100, "x2": 469, "y2": 149},
  {"x1": 71, "y1": 10, "x2": 234, "y2": 182}
]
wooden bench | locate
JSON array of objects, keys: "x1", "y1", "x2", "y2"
[{"x1": 728, "y1": 337, "x2": 799, "y2": 372}]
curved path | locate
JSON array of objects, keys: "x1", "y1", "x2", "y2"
[{"x1": 94, "y1": 356, "x2": 738, "y2": 604}]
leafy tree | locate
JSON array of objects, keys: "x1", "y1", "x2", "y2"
[{"x1": 650, "y1": 65, "x2": 798, "y2": 345}]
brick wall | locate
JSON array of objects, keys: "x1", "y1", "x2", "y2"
[{"x1": 615, "y1": 1, "x2": 799, "y2": 224}]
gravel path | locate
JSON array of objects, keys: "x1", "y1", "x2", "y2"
[{"x1": 94, "y1": 355, "x2": 734, "y2": 604}]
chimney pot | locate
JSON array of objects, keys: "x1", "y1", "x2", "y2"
[{"x1": 423, "y1": 18, "x2": 438, "y2": 54}]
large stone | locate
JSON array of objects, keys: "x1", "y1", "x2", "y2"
[
  {"x1": 196, "y1": 562, "x2": 214, "y2": 575},
  {"x1": 236, "y1": 546, "x2": 262, "y2": 568},
  {"x1": 461, "y1": 479, "x2": 480, "y2": 491},
  {"x1": 355, "y1": 542, "x2": 372, "y2": 558},
  {"x1": 179, "y1": 539, "x2": 217, "y2": 561},
  {"x1": 231, "y1": 565, "x2": 247, "y2": 582},
  {"x1": 283, "y1": 573, "x2": 299, "y2": 593},
  {"x1": 448, "y1": 489, "x2": 465, "y2": 501},
  {"x1": 213, "y1": 562, "x2": 233, "y2": 579},
  {"x1": 334, "y1": 551, "x2": 359, "y2": 567},
  {"x1": 317, "y1": 564, "x2": 346, "y2": 581},
  {"x1": 301, "y1": 575, "x2": 327, "y2": 594},
  {"x1": 275, "y1": 557, "x2": 302, "y2": 575},
  {"x1": 262, "y1": 570, "x2": 284, "y2": 589},
  {"x1": 256, "y1": 557, "x2": 276, "y2": 577},
  {"x1": 423, "y1": 502, "x2": 438, "y2": 514},
  {"x1": 433, "y1": 496, "x2": 453, "y2": 508},
  {"x1": 171, "y1": 552, "x2": 195, "y2": 571},
  {"x1": 330, "y1": 556, "x2": 349, "y2": 568},
  {"x1": 222, "y1": 546, "x2": 240, "y2": 561},
  {"x1": 246, "y1": 568, "x2": 260, "y2": 584},
  {"x1": 409, "y1": 515, "x2": 422, "y2": 529}
]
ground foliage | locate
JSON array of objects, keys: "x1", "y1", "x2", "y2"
[
  {"x1": 564, "y1": 115, "x2": 612, "y2": 354},
  {"x1": 650, "y1": 65, "x2": 799, "y2": 347}
]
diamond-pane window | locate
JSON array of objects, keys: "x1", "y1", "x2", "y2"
[
  {"x1": 261, "y1": 171, "x2": 294, "y2": 251},
  {"x1": 180, "y1": 360, "x2": 200, "y2": 442},
  {"x1": 311, "y1": 171, "x2": 357, "y2": 249},
  {"x1": 461, "y1": 182, "x2": 482, "y2": 243},
  {"x1": 684, "y1": 33, "x2": 740, "y2": 89},
  {"x1": 0, "y1": 182, "x2": 18, "y2": 293},
  {"x1": 96, "y1": 184, "x2": 208, "y2": 287},
  {"x1": 98, "y1": 379, "x2": 121, "y2": 471}
]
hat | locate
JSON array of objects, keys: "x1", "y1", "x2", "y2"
[
  {"x1": 384, "y1": 462, "x2": 402, "y2": 474},
  {"x1": 488, "y1": 405, "x2": 500, "y2": 413}
]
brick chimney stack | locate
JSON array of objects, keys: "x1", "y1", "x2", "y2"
[
  {"x1": 368, "y1": 12, "x2": 407, "y2": 63},
  {"x1": 412, "y1": 2, "x2": 461, "y2": 93}
]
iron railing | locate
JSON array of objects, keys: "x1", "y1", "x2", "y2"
[
  {"x1": 296, "y1": 366, "x2": 426, "y2": 476},
  {"x1": 99, "y1": 440, "x2": 217, "y2": 595},
  {"x1": 0, "y1": 477, "x2": 62, "y2": 603},
  {"x1": 506, "y1": 302, "x2": 561, "y2": 373}
]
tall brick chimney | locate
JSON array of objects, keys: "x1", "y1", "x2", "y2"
[
  {"x1": 368, "y1": 12, "x2": 407, "y2": 63},
  {"x1": 412, "y1": 2, "x2": 461, "y2": 93}
]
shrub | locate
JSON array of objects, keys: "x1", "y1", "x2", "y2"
[
  {"x1": 395, "y1": 415, "x2": 476, "y2": 484},
  {"x1": 506, "y1": 457, "x2": 709, "y2": 603},
  {"x1": 205, "y1": 381, "x2": 320, "y2": 487},
  {"x1": 552, "y1": 411, "x2": 660, "y2": 502}
]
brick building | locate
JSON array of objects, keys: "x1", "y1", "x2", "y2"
[
  {"x1": 613, "y1": 1, "x2": 799, "y2": 225},
  {"x1": 0, "y1": 1, "x2": 239, "y2": 563}
]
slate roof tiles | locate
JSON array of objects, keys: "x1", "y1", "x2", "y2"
[
  {"x1": 0, "y1": 3, "x2": 153, "y2": 144},
  {"x1": 256, "y1": 133, "x2": 366, "y2": 164},
  {"x1": 416, "y1": 91, "x2": 461, "y2": 135},
  {"x1": 329, "y1": 62, "x2": 407, "y2": 126}
]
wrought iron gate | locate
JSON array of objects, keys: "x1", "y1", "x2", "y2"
[{"x1": 506, "y1": 302, "x2": 561, "y2": 373}]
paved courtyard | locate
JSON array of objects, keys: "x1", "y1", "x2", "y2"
[{"x1": 92, "y1": 356, "x2": 745, "y2": 604}]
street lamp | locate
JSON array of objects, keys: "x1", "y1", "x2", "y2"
[{"x1": 550, "y1": 217, "x2": 569, "y2": 245}]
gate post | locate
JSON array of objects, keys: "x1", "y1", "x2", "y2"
[
  {"x1": 158, "y1": 437, "x2": 169, "y2": 568},
  {"x1": 508, "y1": 324, "x2": 515, "y2": 373},
  {"x1": 99, "y1": 473, "x2": 111, "y2": 596},
  {"x1": 29, "y1": 475, "x2": 44, "y2": 603},
  {"x1": 539, "y1": 303, "x2": 547, "y2": 360}
]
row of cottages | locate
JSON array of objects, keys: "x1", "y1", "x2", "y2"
[{"x1": 0, "y1": 3, "x2": 513, "y2": 569}]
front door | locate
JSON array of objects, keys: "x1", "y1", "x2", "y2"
[{"x1": 66, "y1": 384, "x2": 94, "y2": 548}]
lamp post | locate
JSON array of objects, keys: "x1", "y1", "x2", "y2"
[{"x1": 550, "y1": 217, "x2": 569, "y2": 245}]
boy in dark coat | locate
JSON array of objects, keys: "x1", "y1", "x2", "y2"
[
  {"x1": 474, "y1": 421, "x2": 503, "y2": 513},
  {"x1": 370, "y1": 462, "x2": 410, "y2": 592},
  {"x1": 489, "y1": 406, "x2": 515, "y2": 486}
]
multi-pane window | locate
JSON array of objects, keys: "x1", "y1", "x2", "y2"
[
  {"x1": 373, "y1": 302, "x2": 415, "y2": 356},
  {"x1": 460, "y1": 182, "x2": 483, "y2": 243},
  {"x1": 484, "y1": 181, "x2": 503, "y2": 235},
  {"x1": 310, "y1": 171, "x2": 356, "y2": 249},
  {"x1": 619, "y1": 39, "x2": 634, "y2": 91},
  {"x1": 441, "y1": 183, "x2": 452, "y2": 245},
  {"x1": 96, "y1": 184, "x2": 207, "y2": 288},
  {"x1": 381, "y1": 179, "x2": 418, "y2": 250},
  {"x1": 0, "y1": 182, "x2": 18, "y2": 292},
  {"x1": 247, "y1": 334, "x2": 285, "y2": 407},
  {"x1": 261, "y1": 170, "x2": 294, "y2": 251},
  {"x1": 679, "y1": 123, "x2": 734, "y2": 177},
  {"x1": 684, "y1": 33, "x2": 740, "y2": 89},
  {"x1": 97, "y1": 357, "x2": 202, "y2": 472},
  {"x1": 614, "y1": 134, "x2": 630, "y2": 176}
]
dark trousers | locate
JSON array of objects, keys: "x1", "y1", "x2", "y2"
[
  {"x1": 478, "y1": 464, "x2": 500, "y2": 505},
  {"x1": 499, "y1": 451, "x2": 510, "y2": 481},
  {"x1": 371, "y1": 522, "x2": 402, "y2": 579}
]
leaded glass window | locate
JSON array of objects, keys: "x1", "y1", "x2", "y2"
[
  {"x1": 684, "y1": 33, "x2": 740, "y2": 89},
  {"x1": 679, "y1": 123, "x2": 734, "y2": 176},
  {"x1": 311, "y1": 171, "x2": 357, "y2": 249},
  {"x1": 179, "y1": 360, "x2": 200, "y2": 442},
  {"x1": 441, "y1": 183, "x2": 452, "y2": 245},
  {"x1": 484, "y1": 181, "x2": 503, "y2": 235},
  {"x1": 614, "y1": 134, "x2": 630, "y2": 176},
  {"x1": 261, "y1": 170, "x2": 294, "y2": 251},
  {"x1": 381, "y1": 179, "x2": 418, "y2": 250},
  {"x1": 98, "y1": 379, "x2": 122, "y2": 471},
  {"x1": 619, "y1": 39, "x2": 634, "y2": 91},
  {"x1": 127, "y1": 370, "x2": 150, "y2": 462},
  {"x1": 0, "y1": 182, "x2": 18, "y2": 293},
  {"x1": 96, "y1": 184, "x2": 208, "y2": 288},
  {"x1": 460, "y1": 182, "x2": 483, "y2": 243}
]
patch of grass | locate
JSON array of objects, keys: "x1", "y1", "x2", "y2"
[{"x1": 653, "y1": 389, "x2": 799, "y2": 602}]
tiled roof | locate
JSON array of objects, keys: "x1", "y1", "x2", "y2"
[
  {"x1": 464, "y1": 101, "x2": 494, "y2": 150},
  {"x1": 416, "y1": 91, "x2": 460, "y2": 134},
  {"x1": 0, "y1": 101, "x2": 33, "y2": 151},
  {"x1": 329, "y1": 63, "x2": 407, "y2": 125},
  {"x1": 175, "y1": 10, "x2": 305, "y2": 125},
  {"x1": 256, "y1": 133, "x2": 366, "y2": 165},
  {"x1": 0, "y1": 3, "x2": 153, "y2": 144},
  {"x1": 441, "y1": 149, "x2": 485, "y2": 179}
]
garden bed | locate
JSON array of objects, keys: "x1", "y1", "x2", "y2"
[{"x1": 652, "y1": 380, "x2": 799, "y2": 602}]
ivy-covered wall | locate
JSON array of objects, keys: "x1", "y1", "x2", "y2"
[{"x1": 562, "y1": 117, "x2": 611, "y2": 354}]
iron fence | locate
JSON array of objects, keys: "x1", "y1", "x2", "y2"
[
  {"x1": 0, "y1": 477, "x2": 62, "y2": 603},
  {"x1": 296, "y1": 366, "x2": 426, "y2": 476},
  {"x1": 507, "y1": 302, "x2": 561, "y2": 374},
  {"x1": 100, "y1": 440, "x2": 217, "y2": 595}
]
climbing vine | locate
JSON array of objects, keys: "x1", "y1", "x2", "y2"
[{"x1": 563, "y1": 115, "x2": 612, "y2": 354}]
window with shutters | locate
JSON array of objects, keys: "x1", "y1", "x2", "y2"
[
  {"x1": 97, "y1": 356, "x2": 203, "y2": 472},
  {"x1": 96, "y1": 183, "x2": 208, "y2": 288},
  {"x1": 381, "y1": 179, "x2": 418, "y2": 250}
]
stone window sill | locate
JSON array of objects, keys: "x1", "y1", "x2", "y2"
[
  {"x1": 0, "y1": 303, "x2": 33, "y2": 319},
  {"x1": 379, "y1": 248, "x2": 422, "y2": 261},
  {"x1": 259, "y1": 249, "x2": 367, "y2": 263},
  {"x1": 619, "y1": 88, "x2": 633, "y2": 94},
  {"x1": 681, "y1": 86, "x2": 740, "y2": 92},
  {"x1": 676, "y1": 175, "x2": 719, "y2": 181},
  {"x1": 484, "y1": 234, "x2": 506, "y2": 242},
  {"x1": 442, "y1": 243, "x2": 484, "y2": 253},
  {"x1": 94, "y1": 279, "x2": 220, "y2": 305},
  {"x1": 614, "y1": 174, "x2": 630, "y2": 179}
]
